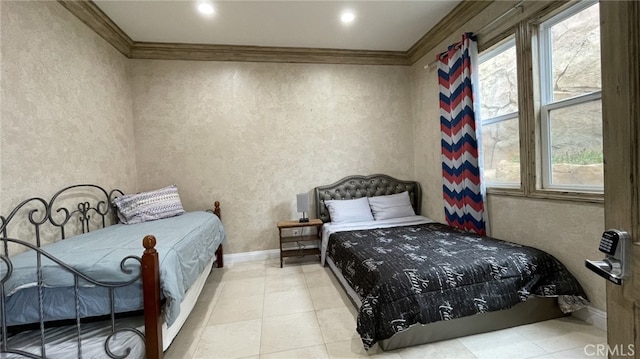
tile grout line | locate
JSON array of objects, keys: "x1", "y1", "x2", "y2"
[
  {"x1": 520, "y1": 336, "x2": 549, "y2": 359},
  {"x1": 258, "y1": 260, "x2": 268, "y2": 356},
  {"x1": 208, "y1": 260, "x2": 268, "y2": 357},
  {"x1": 262, "y1": 262, "x2": 321, "y2": 356},
  {"x1": 188, "y1": 275, "x2": 225, "y2": 359},
  {"x1": 302, "y1": 263, "x2": 335, "y2": 358},
  {"x1": 187, "y1": 323, "x2": 207, "y2": 359}
]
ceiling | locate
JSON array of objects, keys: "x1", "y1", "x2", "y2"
[{"x1": 93, "y1": 1, "x2": 462, "y2": 52}]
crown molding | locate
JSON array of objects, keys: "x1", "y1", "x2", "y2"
[
  {"x1": 58, "y1": 0, "x2": 133, "y2": 57},
  {"x1": 59, "y1": 0, "x2": 493, "y2": 66},
  {"x1": 406, "y1": 0, "x2": 493, "y2": 64},
  {"x1": 130, "y1": 42, "x2": 408, "y2": 65}
]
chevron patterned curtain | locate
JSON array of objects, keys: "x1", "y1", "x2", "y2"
[{"x1": 438, "y1": 33, "x2": 487, "y2": 235}]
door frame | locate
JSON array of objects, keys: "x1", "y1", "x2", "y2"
[{"x1": 600, "y1": 1, "x2": 640, "y2": 357}]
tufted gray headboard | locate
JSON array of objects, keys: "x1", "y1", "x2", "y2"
[{"x1": 314, "y1": 174, "x2": 422, "y2": 223}]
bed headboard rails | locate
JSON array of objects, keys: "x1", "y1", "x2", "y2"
[
  {"x1": 314, "y1": 174, "x2": 422, "y2": 223},
  {"x1": 0, "y1": 184, "x2": 124, "y2": 255}
]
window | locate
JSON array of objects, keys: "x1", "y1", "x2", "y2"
[
  {"x1": 478, "y1": 38, "x2": 520, "y2": 187},
  {"x1": 539, "y1": 2, "x2": 602, "y2": 191}
]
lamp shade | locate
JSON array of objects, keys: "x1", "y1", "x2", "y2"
[{"x1": 296, "y1": 193, "x2": 310, "y2": 213}]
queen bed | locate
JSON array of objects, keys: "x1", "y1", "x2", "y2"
[
  {"x1": 315, "y1": 174, "x2": 589, "y2": 351},
  {"x1": 0, "y1": 184, "x2": 225, "y2": 358}
]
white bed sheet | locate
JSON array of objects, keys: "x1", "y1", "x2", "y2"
[
  {"x1": 162, "y1": 256, "x2": 215, "y2": 351},
  {"x1": 320, "y1": 215, "x2": 434, "y2": 265}
]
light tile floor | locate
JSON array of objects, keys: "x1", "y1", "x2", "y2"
[{"x1": 165, "y1": 258, "x2": 607, "y2": 359}]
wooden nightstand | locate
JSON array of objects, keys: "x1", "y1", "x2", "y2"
[{"x1": 277, "y1": 218, "x2": 323, "y2": 268}]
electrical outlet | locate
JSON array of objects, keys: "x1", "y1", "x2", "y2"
[{"x1": 292, "y1": 229, "x2": 301, "y2": 236}]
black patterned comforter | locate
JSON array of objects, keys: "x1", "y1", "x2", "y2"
[{"x1": 326, "y1": 222, "x2": 588, "y2": 349}]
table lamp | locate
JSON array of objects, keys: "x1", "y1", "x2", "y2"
[{"x1": 297, "y1": 193, "x2": 309, "y2": 223}]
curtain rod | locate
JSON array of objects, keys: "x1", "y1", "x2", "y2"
[{"x1": 423, "y1": 0, "x2": 526, "y2": 70}]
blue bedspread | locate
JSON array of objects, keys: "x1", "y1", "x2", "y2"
[{"x1": 3, "y1": 211, "x2": 225, "y2": 327}]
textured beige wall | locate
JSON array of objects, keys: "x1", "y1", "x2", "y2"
[
  {"x1": 0, "y1": 1, "x2": 137, "y2": 238},
  {"x1": 409, "y1": 1, "x2": 606, "y2": 310},
  {"x1": 410, "y1": 53, "x2": 446, "y2": 224},
  {"x1": 487, "y1": 196, "x2": 605, "y2": 310},
  {"x1": 0, "y1": 0, "x2": 605, "y2": 311},
  {"x1": 129, "y1": 60, "x2": 414, "y2": 254}
]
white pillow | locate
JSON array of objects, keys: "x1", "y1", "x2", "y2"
[
  {"x1": 368, "y1": 192, "x2": 416, "y2": 220},
  {"x1": 325, "y1": 197, "x2": 374, "y2": 223}
]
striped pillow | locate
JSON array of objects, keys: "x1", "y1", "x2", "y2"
[{"x1": 113, "y1": 185, "x2": 185, "y2": 224}]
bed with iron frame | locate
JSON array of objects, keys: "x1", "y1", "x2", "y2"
[{"x1": 0, "y1": 184, "x2": 224, "y2": 359}]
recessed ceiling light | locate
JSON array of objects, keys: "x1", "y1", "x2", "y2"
[
  {"x1": 341, "y1": 11, "x2": 355, "y2": 24},
  {"x1": 197, "y1": 2, "x2": 214, "y2": 15}
]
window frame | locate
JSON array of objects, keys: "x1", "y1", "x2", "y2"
[
  {"x1": 471, "y1": 0, "x2": 604, "y2": 203},
  {"x1": 538, "y1": 0, "x2": 603, "y2": 193},
  {"x1": 478, "y1": 37, "x2": 521, "y2": 190}
]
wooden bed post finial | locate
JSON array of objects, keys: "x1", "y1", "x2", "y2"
[
  {"x1": 214, "y1": 201, "x2": 221, "y2": 219},
  {"x1": 141, "y1": 234, "x2": 163, "y2": 359},
  {"x1": 212, "y1": 201, "x2": 223, "y2": 268},
  {"x1": 143, "y1": 235, "x2": 157, "y2": 252}
]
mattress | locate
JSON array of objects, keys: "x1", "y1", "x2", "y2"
[
  {"x1": 2, "y1": 211, "x2": 225, "y2": 328},
  {"x1": 323, "y1": 217, "x2": 589, "y2": 349}
]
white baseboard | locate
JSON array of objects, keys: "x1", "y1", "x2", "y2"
[
  {"x1": 572, "y1": 305, "x2": 607, "y2": 331},
  {"x1": 223, "y1": 249, "x2": 280, "y2": 264}
]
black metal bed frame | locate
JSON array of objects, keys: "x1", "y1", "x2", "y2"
[{"x1": 0, "y1": 184, "x2": 145, "y2": 358}]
